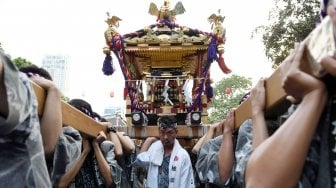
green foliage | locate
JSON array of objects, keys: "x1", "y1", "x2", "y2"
[
  {"x1": 208, "y1": 74, "x2": 252, "y2": 123},
  {"x1": 61, "y1": 95, "x2": 70, "y2": 102},
  {"x1": 253, "y1": 0, "x2": 320, "y2": 69},
  {"x1": 0, "y1": 42, "x2": 4, "y2": 52},
  {"x1": 12, "y1": 57, "x2": 33, "y2": 69}
]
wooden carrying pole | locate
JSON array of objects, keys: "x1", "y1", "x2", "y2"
[
  {"x1": 234, "y1": 16, "x2": 336, "y2": 128},
  {"x1": 32, "y1": 82, "x2": 207, "y2": 139},
  {"x1": 31, "y1": 82, "x2": 106, "y2": 138}
]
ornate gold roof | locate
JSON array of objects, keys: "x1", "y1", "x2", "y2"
[{"x1": 103, "y1": 2, "x2": 228, "y2": 78}]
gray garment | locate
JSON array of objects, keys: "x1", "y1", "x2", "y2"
[
  {"x1": 233, "y1": 118, "x2": 283, "y2": 187},
  {"x1": 67, "y1": 140, "x2": 124, "y2": 188},
  {"x1": 298, "y1": 95, "x2": 336, "y2": 188},
  {"x1": 195, "y1": 120, "x2": 253, "y2": 188},
  {"x1": 50, "y1": 126, "x2": 82, "y2": 187},
  {"x1": 232, "y1": 104, "x2": 321, "y2": 188},
  {"x1": 232, "y1": 119, "x2": 253, "y2": 188},
  {"x1": 100, "y1": 140, "x2": 124, "y2": 188},
  {"x1": 276, "y1": 104, "x2": 321, "y2": 188},
  {"x1": 196, "y1": 135, "x2": 225, "y2": 186},
  {"x1": 0, "y1": 52, "x2": 51, "y2": 187}
]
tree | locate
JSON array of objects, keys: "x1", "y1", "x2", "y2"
[
  {"x1": 11, "y1": 56, "x2": 71, "y2": 101},
  {"x1": 0, "y1": 42, "x2": 3, "y2": 52},
  {"x1": 12, "y1": 57, "x2": 33, "y2": 69},
  {"x1": 253, "y1": 0, "x2": 320, "y2": 69},
  {"x1": 208, "y1": 74, "x2": 252, "y2": 123},
  {"x1": 61, "y1": 95, "x2": 70, "y2": 102}
]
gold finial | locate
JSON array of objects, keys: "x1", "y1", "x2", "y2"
[
  {"x1": 162, "y1": 0, "x2": 170, "y2": 10},
  {"x1": 208, "y1": 9, "x2": 226, "y2": 37},
  {"x1": 104, "y1": 12, "x2": 121, "y2": 43},
  {"x1": 148, "y1": 1, "x2": 185, "y2": 22},
  {"x1": 105, "y1": 12, "x2": 122, "y2": 28},
  {"x1": 208, "y1": 9, "x2": 225, "y2": 29}
]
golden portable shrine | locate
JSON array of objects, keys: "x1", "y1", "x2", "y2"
[
  {"x1": 31, "y1": 0, "x2": 335, "y2": 151},
  {"x1": 101, "y1": 0, "x2": 231, "y2": 140},
  {"x1": 10, "y1": 1, "x2": 336, "y2": 187}
]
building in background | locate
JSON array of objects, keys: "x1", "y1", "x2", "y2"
[
  {"x1": 103, "y1": 106, "x2": 124, "y2": 116},
  {"x1": 102, "y1": 106, "x2": 127, "y2": 126},
  {"x1": 42, "y1": 55, "x2": 70, "y2": 95}
]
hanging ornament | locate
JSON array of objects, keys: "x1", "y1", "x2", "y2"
[
  {"x1": 110, "y1": 90, "x2": 115, "y2": 98},
  {"x1": 225, "y1": 87, "x2": 231, "y2": 95},
  {"x1": 102, "y1": 47, "x2": 115, "y2": 76}
]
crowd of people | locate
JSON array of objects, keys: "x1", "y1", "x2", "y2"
[{"x1": 1, "y1": 0, "x2": 336, "y2": 187}]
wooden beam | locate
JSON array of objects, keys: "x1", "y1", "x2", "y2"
[
  {"x1": 116, "y1": 125, "x2": 208, "y2": 139},
  {"x1": 31, "y1": 82, "x2": 106, "y2": 138},
  {"x1": 32, "y1": 81, "x2": 207, "y2": 139},
  {"x1": 234, "y1": 16, "x2": 336, "y2": 128}
]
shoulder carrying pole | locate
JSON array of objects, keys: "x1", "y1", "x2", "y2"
[
  {"x1": 32, "y1": 82, "x2": 106, "y2": 137},
  {"x1": 234, "y1": 16, "x2": 336, "y2": 129}
]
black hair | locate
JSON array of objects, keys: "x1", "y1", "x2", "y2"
[
  {"x1": 92, "y1": 111, "x2": 102, "y2": 121},
  {"x1": 19, "y1": 64, "x2": 53, "y2": 81},
  {"x1": 68, "y1": 99, "x2": 94, "y2": 118},
  {"x1": 100, "y1": 117, "x2": 108, "y2": 122},
  {"x1": 158, "y1": 116, "x2": 177, "y2": 129},
  {"x1": 239, "y1": 92, "x2": 250, "y2": 105}
]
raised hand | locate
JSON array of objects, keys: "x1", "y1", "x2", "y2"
[
  {"x1": 223, "y1": 109, "x2": 235, "y2": 134},
  {"x1": 250, "y1": 78, "x2": 266, "y2": 116},
  {"x1": 28, "y1": 74, "x2": 58, "y2": 90},
  {"x1": 281, "y1": 43, "x2": 326, "y2": 103},
  {"x1": 96, "y1": 131, "x2": 107, "y2": 144}
]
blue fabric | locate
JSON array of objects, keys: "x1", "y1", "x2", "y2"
[
  {"x1": 158, "y1": 154, "x2": 171, "y2": 188},
  {"x1": 102, "y1": 54, "x2": 114, "y2": 76},
  {"x1": 72, "y1": 149, "x2": 104, "y2": 188}
]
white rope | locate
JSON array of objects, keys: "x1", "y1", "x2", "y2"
[
  {"x1": 183, "y1": 79, "x2": 193, "y2": 106},
  {"x1": 162, "y1": 79, "x2": 174, "y2": 106}
]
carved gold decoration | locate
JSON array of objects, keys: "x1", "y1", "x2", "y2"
[
  {"x1": 208, "y1": 9, "x2": 225, "y2": 28},
  {"x1": 161, "y1": 105, "x2": 173, "y2": 113},
  {"x1": 105, "y1": 12, "x2": 121, "y2": 27},
  {"x1": 103, "y1": 47, "x2": 110, "y2": 55},
  {"x1": 104, "y1": 13, "x2": 121, "y2": 42},
  {"x1": 208, "y1": 9, "x2": 226, "y2": 37},
  {"x1": 148, "y1": 0, "x2": 185, "y2": 21},
  {"x1": 124, "y1": 33, "x2": 208, "y2": 45},
  {"x1": 217, "y1": 44, "x2": 225, "y2": 54}
]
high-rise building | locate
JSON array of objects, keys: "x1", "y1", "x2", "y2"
[
  {"x1": 102, "y1": 106, "x2": 126, "y2": 126},
  {"x1": 41, "y1": 55, "x2": 70, "y2": 95},
  {"x1": 103, "y1": 106, "x2": 124, "y2": 117}
]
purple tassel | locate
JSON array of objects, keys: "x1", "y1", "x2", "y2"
[
  {"x1": 207, "y1": 37, "x2": 218, "y2": 62},
  {"x1": 320, "y1": 0, "x2": 328, "y2": 18},
  {"x1": 206, "y1": 83, "x2": 213, "y2": 98},
  {"x1": 102, "y1": 54, "x2": 114, "y2": 75}
]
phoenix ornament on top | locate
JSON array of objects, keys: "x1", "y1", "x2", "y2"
[{"x1": 148, "y1": 0, "x2": 185, "y2": 22}]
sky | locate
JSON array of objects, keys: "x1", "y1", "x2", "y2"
[{"x1": 0, "y1": 0, "x2": 274, "y2": 115}]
